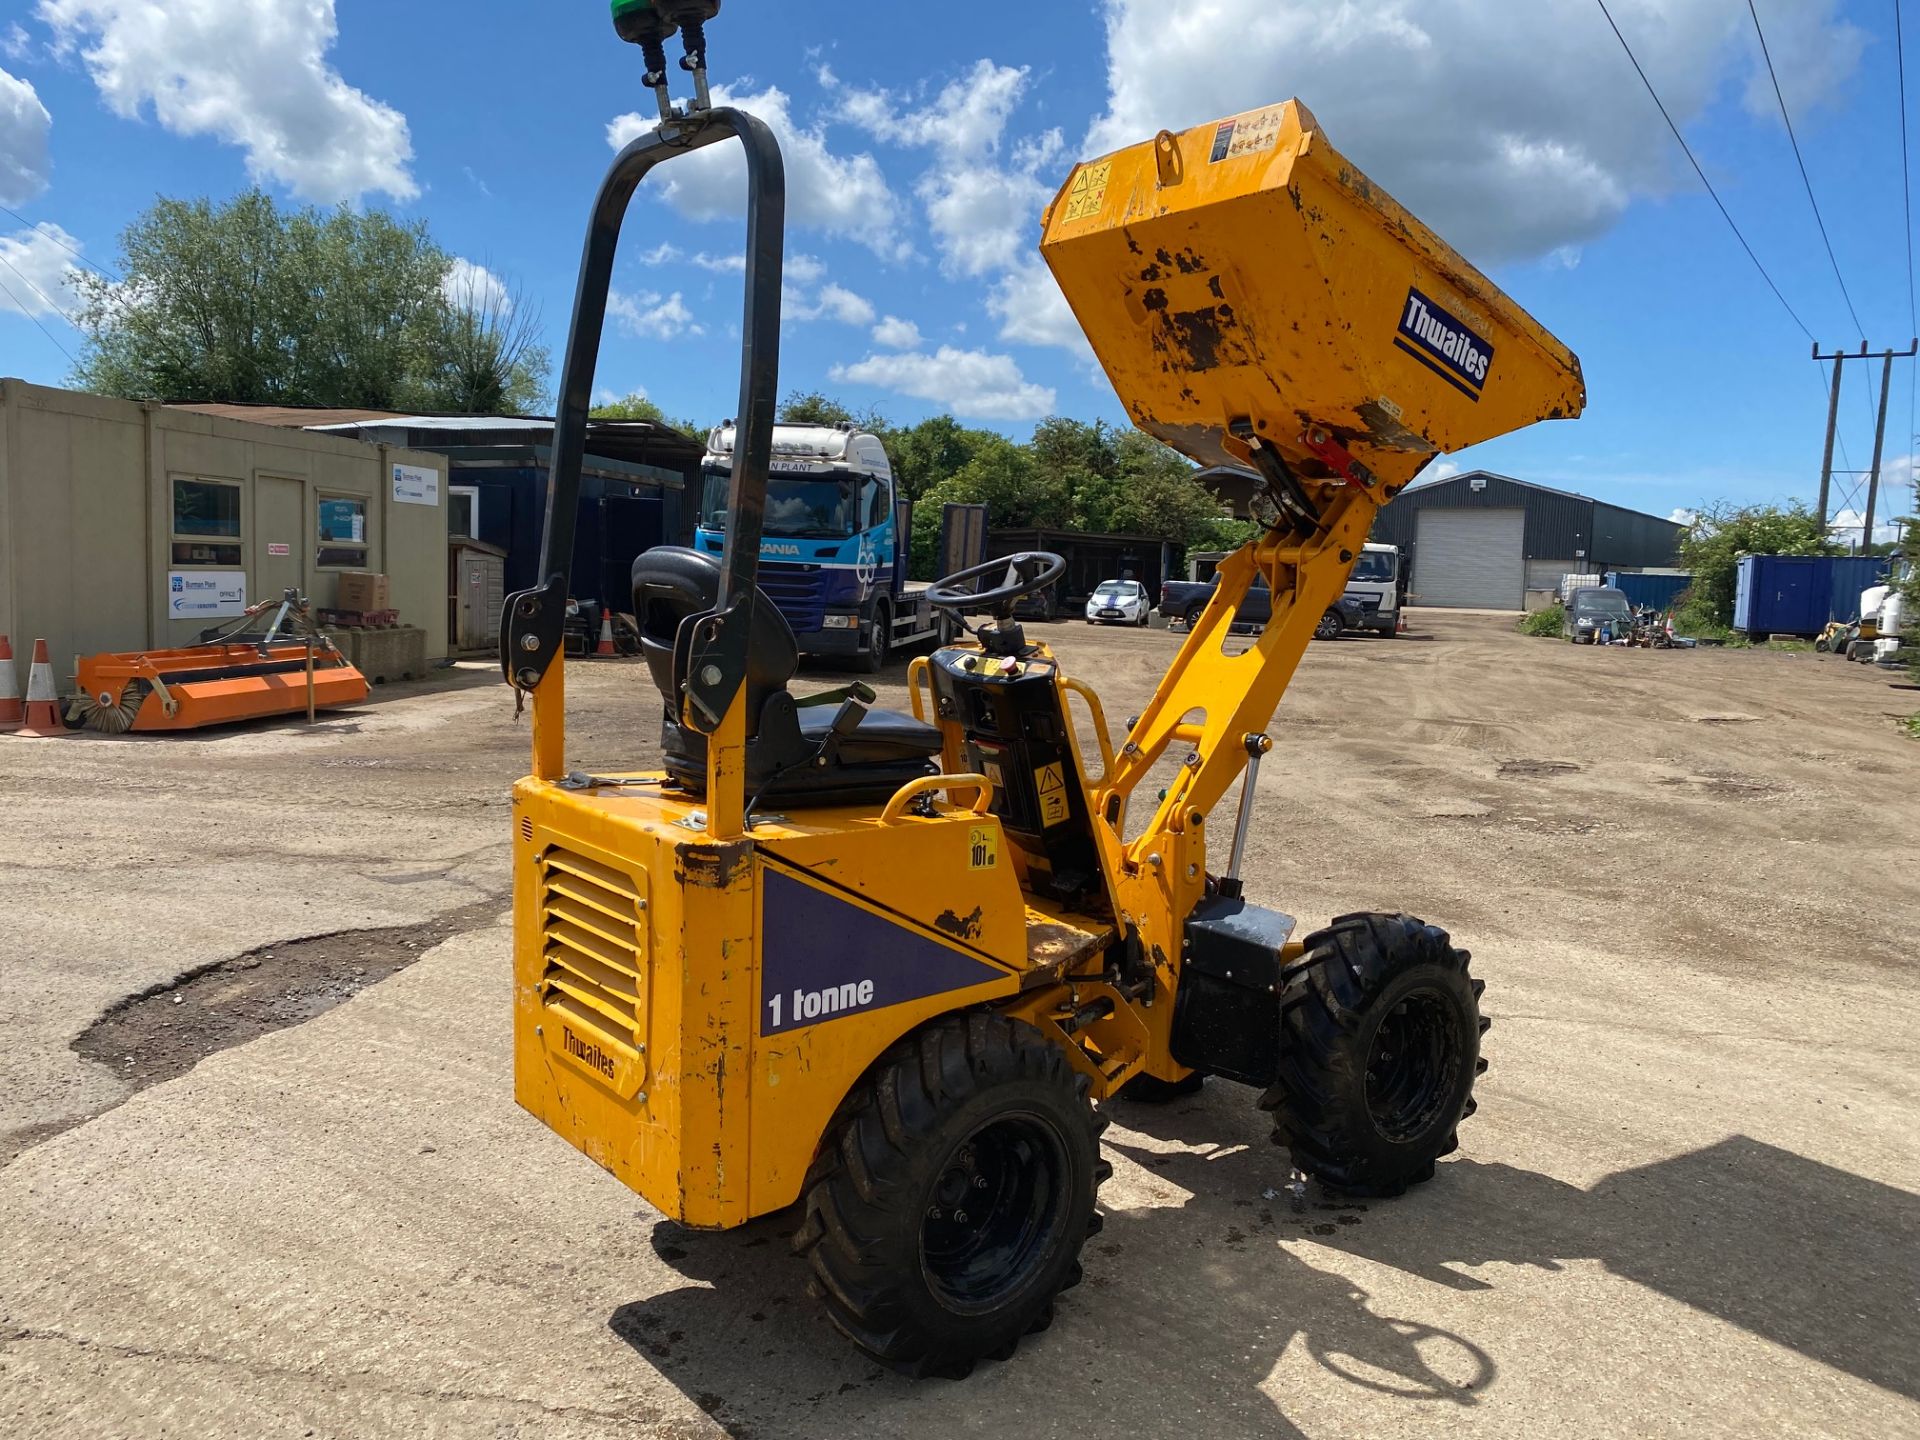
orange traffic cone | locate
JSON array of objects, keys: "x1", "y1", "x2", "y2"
[
  {"x1": 595, "y1": 606, "x2": 618, "y2": 657},
  {"x1": 17, "y1": 638, "x2": 64, "y2": 736},
  {"x1": 0, "y1": 636, "x2": 19, "y2": 726},
  {"x1": 1396, "y1": 608, "x2": 1410, "y2": 635}
]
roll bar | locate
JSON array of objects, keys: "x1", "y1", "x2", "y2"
[{"x1": 500, "y1": 105, "x2": 785, "y2": 745}]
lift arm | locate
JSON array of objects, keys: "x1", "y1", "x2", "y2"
[{"x1": 1037, "y1": 98, "x2": 1586, "y2": 961}]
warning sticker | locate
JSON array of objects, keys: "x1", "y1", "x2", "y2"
[
  {"x1": 1034, "y1": 762, "x2": 1069, "y2": 828},
  {"x1": 968, "y1": 825, "x2": 999, "y2": 870},
  {"x1": 1061, "y1": 161, "x2": 1113, "y2": 223},
  {"x1": 1209, "y1": 105, "x2": 1285, "y2": 163}
]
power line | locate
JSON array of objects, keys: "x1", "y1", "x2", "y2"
[
  {"x1": 0, "y1": 248, "x2": 78, "y2": 327},
  {"x1": 1746, "y1": 0, "x2": 1868, "y2": 339},
  {"x1": 0, "y1": 266, "x2": 77, "y2": 366},
  {"x1": 1594, "y1": 0, "x2": 1816, "y2": 342},
  {"x1": 0, "y1": 203, "x2": 119, "y2": 284}
]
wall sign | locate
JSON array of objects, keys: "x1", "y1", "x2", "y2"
[
  {"x1": 267, "y1": 542, "x2": 291, "y2": 557},
  {"x1": 168, "y1": 570, "x2": 247, "y2": 619},
  {"x1": 392, "y1": 463, "x2": 440, "y2": 507}
]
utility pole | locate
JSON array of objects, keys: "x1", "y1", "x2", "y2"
[
  {"x1": 1811, "y1": 339, "x2": 1918, "y2": 547},
  {"x1": 1863, "y1": 350, "x2": 1895, "y2": 554}
]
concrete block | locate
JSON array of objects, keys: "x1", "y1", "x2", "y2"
[{"x1": 329, "y1": 625, "x2": 428, "y2": 684}]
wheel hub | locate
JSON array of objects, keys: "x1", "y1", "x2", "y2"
[
  {"x1": 919, "y1": 1114, "x2": 1067, "y2": 1315},
  {"x1": 1364, "y1": 989, "x2": 1462, "y2": 1143}
]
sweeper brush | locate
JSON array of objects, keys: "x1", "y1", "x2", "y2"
[{"x1": 67, "y1": 590, "x2": 369, "y2": 733}]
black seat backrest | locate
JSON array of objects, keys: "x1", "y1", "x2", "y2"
[{"x1": 632, "y1": 546, "x2": 798, "y2": 736}]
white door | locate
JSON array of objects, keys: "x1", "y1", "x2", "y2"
[{"x1": 1413, "y1": 508, "x2": 1526, "y2": 609}]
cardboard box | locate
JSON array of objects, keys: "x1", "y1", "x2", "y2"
[{"x1": 335, "y1": 572, "x2": 391, "y2": 613}]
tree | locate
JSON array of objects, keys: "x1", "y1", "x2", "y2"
[
  {"x1": 70, "y1": 190, "x2": 550, "y2": 412},
  {"x1": 1675, "y1": 501, "x2": 1839, "y2": 628},
  {"x1": 590, "y1": 391, "x2": 707, "y2": 439},
  {"x1": 887, "y1": 414, "x2": 996, "y2": 500},
  {"x1": 428, "y1": 263, "x2": 550, "y2": 415},
  {"x1": 778, "y1": 389, "x2": 886, "y2": 431}
]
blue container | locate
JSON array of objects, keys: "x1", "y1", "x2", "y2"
[
  {"x1": 1734, "y1": 555, "x2": 1889, "y2": 634},
  {"x1": 1604, "y1": 571, "x2": 1691, "y2": 611},
  {"x1": 1827, "y1": 556, "x2": 1891, "y2": 624}
]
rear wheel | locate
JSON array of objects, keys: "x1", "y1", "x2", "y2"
[
  {"x1": 793, "y1": 1015, "x2": 1107, "y2": 1379},
  {"x1": 1260, "y1": 913, "x2": 1486, "y2": 1197}
]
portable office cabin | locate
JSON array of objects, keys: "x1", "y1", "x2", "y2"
[{"x1": 0, "y1": 380, "x2": 449, "y2": 678}]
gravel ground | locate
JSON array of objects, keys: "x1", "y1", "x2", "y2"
[{"x1": 0, "y1": 611, "x2": 1914, "y2": 1438}]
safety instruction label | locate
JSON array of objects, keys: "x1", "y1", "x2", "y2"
[
  {"x1": 1209, "y1": 105, "x2": 1285, "y2": 163},
  {"x1": 1034, "y1": 762, "x2": 1069, "y2": 827},
  {"x1": 1061, "y1": 161, "x2": 1113, "y2": 223},
  {"x1": 968, "y1": 825, "x2": 999, "y2": 870}
]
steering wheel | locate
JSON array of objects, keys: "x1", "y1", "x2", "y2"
[{"x1": 925, "y1": 551, "x2": 1067, "y2": 616}]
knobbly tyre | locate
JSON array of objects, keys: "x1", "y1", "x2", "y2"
[{"x1": 501, "y1": 0, "x2": 1586, "y2": 1380}]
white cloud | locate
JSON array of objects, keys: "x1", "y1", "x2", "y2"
[
  {"x1": 3, "y1": 23, "x2": 31, "y2": 62},
  {"x1": 871, "y1": 315, "x2": 922, "y2": 350},
  {"x1": 609, "y1": 84, "x2": 907, "y2": 260},
  {"x1": 831, "y1": 345, "x2": 1055, "y2": 420},
  {"x1": 38, "y1": 0, "x2": 415, "y2": 204},
  {"x1": 608, "y1": 289, "x2": 701, "y2": 339},
  {"x1": 1667, "y1": 507, "x2": 1700, "y2": 527},
  {"x1": 636, "y1": 241, "x2": 682, "y2": 266},
  {"x1": 0, "y1": 64, "x2": 51, "y2": 205},
  {"x1": 1084, "y1": 0, "x2": 1866, "y2": 265},
  {"x1": 1828, "y1": 509, "x2": 1903, "y2": 547},
  {"x1": 784, "y1": 280, "x2": 875, "y2": 327},
  {"x1": 441, "y1": 257, "x2": 509, "y2": 314},
  {"x1": 987, "y1": 262, "x2": 1094, "y2": 364},
  {"x1": 835, "y1": 61, "x2": 1059, "y2": 280},
  {"x1": 838, "y1": 58, "x2": 1029, "y2": 157},
  {"x1": 691, "y1": 251, "x2": 745, "y2": 274},
  {"x1": 0, "y1": 221, "x2": 82, "y2": 319}
]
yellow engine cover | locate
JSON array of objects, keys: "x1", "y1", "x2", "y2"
[
  {"x1": 1039, "y1": 99, "x2": 1586, "y2": 491},
  {"x1": 511, "y1": 778, "x2": 1030, "y2": 1227}
]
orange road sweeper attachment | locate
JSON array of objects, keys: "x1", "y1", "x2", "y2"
[{"x1": 67, "y1": 589, "x2": 369, "y2": 733}]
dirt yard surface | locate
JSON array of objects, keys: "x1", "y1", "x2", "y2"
[{"x1": 1, "y1": 612, "x2": 1915, "y2": 1438}]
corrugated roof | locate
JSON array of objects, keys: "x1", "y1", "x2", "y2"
[
  {"x1": 168, "y1": 402, "x2": 410, "y2": 428},
  {"x1": 1407, "y1": 469, "x2": 1682, "y2": 528}
]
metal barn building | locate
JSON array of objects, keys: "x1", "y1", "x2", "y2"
[{"x1": 1368, "y1": 470, "x2": 1684, "y2": 610}]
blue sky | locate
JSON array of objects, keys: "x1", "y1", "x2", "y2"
[{"x1": 2, "y1": 1, "x2": 1916, "y2": 537}]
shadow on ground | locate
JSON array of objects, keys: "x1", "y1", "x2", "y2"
[{"x1": 606, "y1": 1086, "x2": 1918, "y2": 1438}]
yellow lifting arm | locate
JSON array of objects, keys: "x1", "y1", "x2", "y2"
[{"x1": 1038, "y1": 98, "x2": 1586, "y2": 958}]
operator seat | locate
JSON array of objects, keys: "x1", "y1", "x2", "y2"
[{"x1": 632, "y1": 547, "x2": 942, "y2": 806}]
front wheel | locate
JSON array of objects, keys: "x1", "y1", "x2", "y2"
[
  {"x1": 1260, "y1": 913, "x2": 1486, "y2": 1197},
  {"x1": 863, "y1": 602, "x2": 891, "y2": 673},
  {"x1": 793, "y1": 1015, "x2": 1108, "y2": 1379},
  {"x1": 1314, "y1": 608, "x2": 1344, "y2": 641}
]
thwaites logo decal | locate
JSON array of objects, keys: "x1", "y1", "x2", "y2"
[
  {"x1": 1394, "y1": 287, "x2": 1494, "y2": 402},
  {"x1": 759, "y1": 869, "x2": 1005, "y2": 1036}
]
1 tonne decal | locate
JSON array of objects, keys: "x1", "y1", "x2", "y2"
[{"x1": 760, "y1": 868, "x2": 1006, "y2": 1036}]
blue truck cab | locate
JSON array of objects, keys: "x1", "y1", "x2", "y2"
[{"x1": 697, "y1": 423, "x2": 937, "y2": 669}]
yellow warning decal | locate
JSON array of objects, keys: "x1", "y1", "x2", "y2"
[
  {"x1": 967, "y1": 825, "x2": 999, "y2": 870},
  {"x1": 1061, "y1": 161, "x2": 1113, "y2": 223},
  {"x1": 1034, "y1": 762, "x2": 1070, "y2": 827}
]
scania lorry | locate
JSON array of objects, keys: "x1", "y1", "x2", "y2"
[{"x1": 695, "y1": 423, "x2": 942, "y2": 669}]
